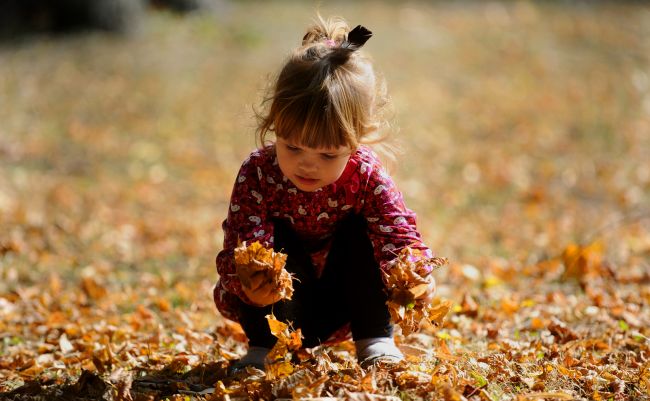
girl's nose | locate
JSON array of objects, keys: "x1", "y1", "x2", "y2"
[{"x1": 297, "y1": 157, "x2": 317, "y2": 173}]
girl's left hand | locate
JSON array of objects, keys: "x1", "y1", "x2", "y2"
[{"x1": 417, "y1": 274, "x2": 437, "y2": 304}]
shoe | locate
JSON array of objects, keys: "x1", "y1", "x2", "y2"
[
  {"x1": 355, "y1": 337, "x2": 404, "y2": 369},
  {"x1": 359, "y1": 354, "x2": 403, "y2": 369},
  {"x1": 227, "y1": 346, "x2": 269, "y2": 376},
  {"x1": 228, "y1": 361, "x2": 265, "y2": 376}
]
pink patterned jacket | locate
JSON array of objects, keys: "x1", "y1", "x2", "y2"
[{"x1": 214, "y1": 145, "x2": 433, "y2": 322}]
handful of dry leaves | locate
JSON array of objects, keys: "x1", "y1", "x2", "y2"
[
  {"x1": 384, "y1": 247, "x2": 451, "y2": 335},
  {"x1": 234, "y1": 241, "x2": 294, "y2": 304}
]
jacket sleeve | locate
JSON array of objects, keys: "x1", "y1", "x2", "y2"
[
  {"x1": 359, "y1": 162, "x2": 435, "y2": 280},
  {"x1": 215, "y1": 152, "x2": 275, "y2": 309}
]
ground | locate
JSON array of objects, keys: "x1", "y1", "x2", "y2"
[{"x1": 0, "y1": 1, "x2": 649, "y2": 400}]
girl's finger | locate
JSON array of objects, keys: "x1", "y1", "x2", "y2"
[
  {"x1": 260, "y1": 282, "x2": 282, "y2": 302},
  {"x1": 250, "y1": 259, "x2": 270, "y2": 272},
  {"x1": 247, "y1": 271, "x2": 268, "y2": 290}
]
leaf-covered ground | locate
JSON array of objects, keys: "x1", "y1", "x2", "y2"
[{"x1": 1, "y1": 2, "x2": 649, "y2": 400}]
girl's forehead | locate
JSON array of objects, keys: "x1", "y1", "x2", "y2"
[{"x1": 278, "y1": 137, "x2": 350, "y2": 153}]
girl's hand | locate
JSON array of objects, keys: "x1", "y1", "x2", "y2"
[
  {"x1": 236, "y1": 258, "x2": 289, "y2": 307},
  {"x1": 417, "y1": 274, "x2": 437, "y2": 304}
]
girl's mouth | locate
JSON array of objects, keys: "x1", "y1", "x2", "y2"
[{"x1": 295, "y1": 175, "x2": 319, "y2": 185}]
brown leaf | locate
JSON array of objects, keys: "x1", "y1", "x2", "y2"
[
  {"x1": 264, "y1": 314, "x2": 303, "y2": 379},
  {"x1": 515, "y1": 392, "x2": 573, "y2": 400},
  {"x1": 384, "y1": 247, "x2": 449, "y2": 334},
  {"x1": 548, "y1": 319, "x2": 578, "y2": 344},
  {"x1": 459, "y1": 293, "x2": 479, "y2": 317},
  {"x1": 346, "y1": 392, "x2": 402, "y2": 401},
  {"x1": 429, "y1": 299, "x2": 453, "y2": 327},
  {"x1": 640, "y1": 362, "x2": 650, "y2": 397},
  {"x1": 80, "y1": 276, "x2": 107, "y2": 301},
  {"x1": 561, "y1": 241, "x2": 606, "y2": 280},
  {"x1": 440, "y1": 383, "x2": 467, "y2": 401},
  {"x1": 234, "y1": 241, "x2": 293, "y2": 300},
  {"x1": 109, "y1": 368, "x2": 134, "y2": 401}
]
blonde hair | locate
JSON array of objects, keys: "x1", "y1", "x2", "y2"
[{"x1": 256, "y1": 15, "x2": 393, "y2": 154}]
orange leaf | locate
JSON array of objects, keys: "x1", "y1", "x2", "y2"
[
  {"x1": 640, "y1": 362, "x2": 650, "y2": 396},
  {"x1": 428, "y1": 299, "x2": 453, "y2": 327},
  {"x1": 266, "y1": 359, "x2": 294, "y2": 378},
  {"x1": 267, "y1": 316, "x2": 288, "y2": 337},
  {"x1": 234, "y1": 241, "x2": 293, "y2": 300},
  {"x1": 264, "y1": 314, "x2": 303, "y2": 379},
  {"x1": 530, "y1": 317, "x2": 545, "y2": 330},
  {"x1": 384, "y1": 247, "x2": 449, "y2": 334},
  {"x1": 562, "y1": 241, "x2": 604, "y2": 279},
  {"x1": 81, "y1": 276, "x2": 107, "y2": 301}
]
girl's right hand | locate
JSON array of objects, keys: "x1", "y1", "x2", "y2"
[{"x1": 237, "y1": 260, "x2": 285, "y2": 307}]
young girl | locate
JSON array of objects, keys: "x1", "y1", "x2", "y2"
[{"x1": 214, "y1": 16, "x2": 438, "y2": 371}]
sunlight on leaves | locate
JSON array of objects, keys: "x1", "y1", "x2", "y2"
[{"x1": 264, "y1": 313, "x2": 302, "y2": 379}]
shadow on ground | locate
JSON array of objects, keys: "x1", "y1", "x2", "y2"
[{"x1": 0, "y1": 361, "x2": 229, "y2": 400}]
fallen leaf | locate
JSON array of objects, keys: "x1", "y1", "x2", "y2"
[
  {"x1": 384, "y1": 247, "x2": 449, "y2": 334},
  {"x1": 59, "y1": 333, "x2": 74, "y2": 354}
]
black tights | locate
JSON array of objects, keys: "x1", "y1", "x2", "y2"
[{"x1": 236, "y1": 214, "x2": 393, "y2": 348}]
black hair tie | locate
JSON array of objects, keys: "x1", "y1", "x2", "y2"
[{"x1": 340, "y1": 25, "x2": 372, "y2": 51}]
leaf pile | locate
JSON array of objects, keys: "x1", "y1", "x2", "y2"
[
  {"x1": 233, "y1": 241, "x2": 293, "y2": 301},
  {"x1": 384, "y1": 247, "x2": 450, "y2": 335}
]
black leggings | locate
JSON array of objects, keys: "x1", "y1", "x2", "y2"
[{"x1": 236, "y1": 214, "x2": 393, "y2": 348}]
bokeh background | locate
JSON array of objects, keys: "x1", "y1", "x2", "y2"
[{"x1": 1, "y1": 0, "x2": 649, "y2": 397}]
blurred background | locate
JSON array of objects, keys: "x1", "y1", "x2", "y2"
[
  {"x1": 1, "y1": 0, "x2": 649, "y2": 351},
  {"x1": 0, "y1": 0, "x2": 212, "y2": 37}
]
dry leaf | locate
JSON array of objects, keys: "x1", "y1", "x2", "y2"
[
  {"x1": 384, "y1": 247, "x2": 449, "y2": 335},
  {"x1": 561, "y1": 241, "x2": 605, "y2": 280},
  {"x1": 81, "y1": 276, "x2": 107, "y2": 301},
  {"x1": 264, "y1": 314, "x2": 303, "y2": 379},
  {"x1": 234, "y1": 241, "x2": 294, "y2": 300},
  {"x1": 640, "y1": 362, "x2": 650, "y2": 396},
  {"x1": 59, "y1": 333, "x2": 74, "y2": 354}
]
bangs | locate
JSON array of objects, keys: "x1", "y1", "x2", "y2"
[{"x1": 272, "y1": 92, "x2": 357, "y2": 150}]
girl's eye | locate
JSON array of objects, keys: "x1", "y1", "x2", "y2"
[
  {"x1": 286, "y1": 145, "x2": 300, "y2": 152},
  {"x1": 321, "y1": 154, "x2": 337, "y2": 160}
]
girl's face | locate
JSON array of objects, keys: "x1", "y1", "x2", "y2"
[{"x1": 275, "y1": 137, "x2": 352, "y2": 192}]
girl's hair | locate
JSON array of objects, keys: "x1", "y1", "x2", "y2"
[{"x1": 256, "y1": 15, "x2": 393, "y2": 153}]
